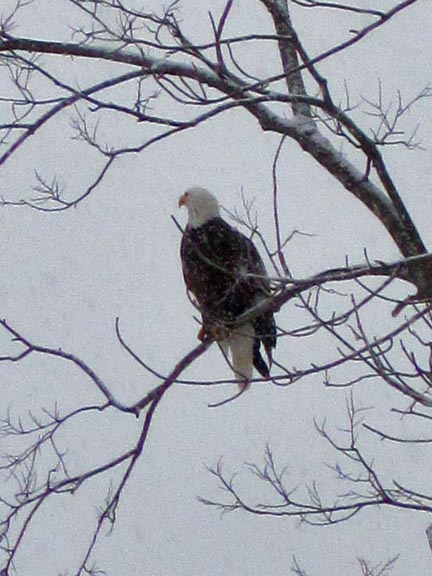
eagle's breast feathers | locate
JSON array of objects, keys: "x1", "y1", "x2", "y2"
[{"x1": 181, "y1": 219, "x2": 268, "y2": 322}]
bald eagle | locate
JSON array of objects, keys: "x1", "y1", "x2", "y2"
[{"x1": 178, "y1": 187, "x2": 276, "y2": 389}]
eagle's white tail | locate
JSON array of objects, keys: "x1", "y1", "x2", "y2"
[{"x1": 220, "y1": 323, "x2": 255, "y2": 389}]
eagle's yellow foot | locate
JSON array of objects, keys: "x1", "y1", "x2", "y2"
[
  {"x1": 198, "y1": 323, "x2": 229, "y2": 342},
  {"x1": 197, "y1": 326, "x2": 208, "y2": 342}
]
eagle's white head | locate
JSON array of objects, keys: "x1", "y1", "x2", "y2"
[{"x1": 178, "y1": 187, "x2": 221, "y2": 228}]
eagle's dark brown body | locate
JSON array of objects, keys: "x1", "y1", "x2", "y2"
[{"x1": 180, "y1": 217, "x2": 276, "y2": 377}]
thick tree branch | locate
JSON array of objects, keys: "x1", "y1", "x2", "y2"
[{"x1": 1, "y1": 29, "x2": 429, "y2": 291}]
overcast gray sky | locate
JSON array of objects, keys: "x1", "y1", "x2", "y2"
[{"x1": 1, "y1": 1, "x2": 432, "y2": 574}]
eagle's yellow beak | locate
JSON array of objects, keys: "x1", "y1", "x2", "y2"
[{"x1": 178, "y1": 192, "x2": 188, "y2": 208}]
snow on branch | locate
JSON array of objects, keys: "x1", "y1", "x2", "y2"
[{"x1": 1, "y1": 0, "x2": 429, "y2": 286}]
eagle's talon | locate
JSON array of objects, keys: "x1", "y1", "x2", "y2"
[
  {"x1": 197, "y1": 326, "x2": 208, "y2": 342},
  {"x1": 198, "y1": 323, "x2": 229, "y2": 342}
]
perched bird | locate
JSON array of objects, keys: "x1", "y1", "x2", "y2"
[{"x1": 178, "y1": 187, "x2": 276, "y2": 390}]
